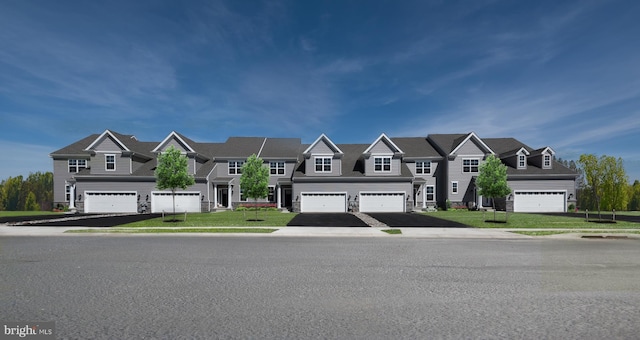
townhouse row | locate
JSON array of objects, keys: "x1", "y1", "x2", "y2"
[{"x1": 50, "y1": 130, "x2": 578, "y2": 214}]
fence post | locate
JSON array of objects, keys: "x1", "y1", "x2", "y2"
[
  {"x1": 612, "y1": 209, "x2": 615, "y2": 222},
  {"x1": 585, "y1": 209, "x2": 589, "y2": 222}
]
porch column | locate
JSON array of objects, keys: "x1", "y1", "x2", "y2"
[
  {"x1": 227, "y1": 186, "x2": 232, "y2": 209},
  {"x1": 68, "y1": 184, "x2": 76, "y2": 209},
  {"x1": 213, "y1": 183, "x2": 218, "y2": 208},
  {"x1": 422, "y1": 184, "x2": 427, "y2": 209},
  {"x1": 277, "y1": 185, "x2": 282, "y2": 209}
]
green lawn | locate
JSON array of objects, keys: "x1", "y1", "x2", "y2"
[
  {"x1": 0, "y1": 211, "x2": 63, "y2": 217},
  {"x1": 429, "y1": 210, "x2": 640, "y2": 229},
  {"x1": 119, "y1": 210, "x2": 297, "y2": 228}
]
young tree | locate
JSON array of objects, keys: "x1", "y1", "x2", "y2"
[
  {"x1": 155, "y1": 146, "x2": 195, "y2": 218},
  {"x1": 579, "y1": 154, "x2": 603, "y2": 217},
  {"x1": 240, "y1": 154, "x2": 270, "y2": 221},
  {"x1": 476, "y1": 154, "x2": 512, "y2": 222},
  {"x1": 600, "y1": 156, "x2": 628, "y2": 210},
  {"x1": 628, "y1": 180, "x2": 640, "y2": 211},
  {"x1": 25, "y1": 192, "x2": 39, "y2": 211}
]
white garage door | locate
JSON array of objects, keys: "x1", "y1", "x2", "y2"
[
  {"x1": 359, "y1": 192, "x2": 405, "y2": 213},
  {"x1": 301, "y1": 193, "x2": 347, "y2": 213},
  {"x1": 84, "y1": 191, "x2": 137, "y2": 213},
  {"x1": 151, "y1": 192, "x2": 201, "y2": 213},
  {"x1": 514, "y1": 191, "x2": 566, "y2": 212}
]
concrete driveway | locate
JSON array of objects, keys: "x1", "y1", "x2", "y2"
[
  {"x1": 367, "y1": 212, "x2": 469, "y2": 228},
  {"x1": 287, "y1": 213, "x2": 369, "y2": 227}
]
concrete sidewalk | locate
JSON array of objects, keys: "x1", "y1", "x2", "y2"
[{"x1": 0, "y1": 225, "x2": 637, "y2": 239}]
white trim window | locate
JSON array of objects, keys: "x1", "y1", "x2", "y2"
[
  {"x1": 426, "y1": 185, "x2": 435, "y2": 201},
  {"x1": 268, "y1": 186, "x2": 276, "y2": 202},
  {"x1": 452, "y1": 181, "x2": 459, "y2": 194},
  {"x1": 65, "y1": 184, "x2": 72, "y2": 201},
  {"x1": 518, "y1": 154, "x2": 527, "y2": 169},
  {"x1": 240, "y1": 187, "x2": 247, "y2": 201},
  {"x1": 463, "y1": 159, "x2": 479, "y2": 173},
  {"x1": 416, "y1": 161, "x2": 431, "y2": 174},
  {"x1": 105, "y1": 154, "x2": 116, "y2": 171},
  {"x1": 374, "y1": 156, "x2": 391, "y2": 172},
  {"x1": 68, "y1": 159, "x2": 87, "y2": 173},
  {"x1": 315, "y1": 157, "x2": 332, "y2": 173},
  {"x1": 543, "y1": 154, "x2": 552, "y2": 169},
  {"x1": 229, "y1": 161, "x2": 244, "y2": 175},
  {"x1": 270, "y1": 162, "x2": 285, "y2": 175}
]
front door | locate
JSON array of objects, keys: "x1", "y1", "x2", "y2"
[
  {"x1": 218, "y1": 188, "x2": 229, "y2": 208},
  {"x1": 284, "y1": 189, "x2": 292, "y2": 209}
]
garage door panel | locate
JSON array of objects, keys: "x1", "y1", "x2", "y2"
[
  {"x1": 360, "y1": 192, "x2": 405, "y2": 213},
  {"x1": 514, "y1": 191, "x2": 565, "y2": 212},
  {"x1": 85, "y1": 191, "x2": 137, "y2": 213},
  {"x1": 301, "y1": 193, "x2": 346, "y2": 213},
  {"x1": 151, "y1": 192, "x2": 201, "y2": 213}
]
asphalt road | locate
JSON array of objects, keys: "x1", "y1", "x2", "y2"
[
  {"x1": 1, "y1": 237, "x2": 639, "y2": 339},
  {"x1": 287, "y1": 213, "x2": 370, "y2": 227}
]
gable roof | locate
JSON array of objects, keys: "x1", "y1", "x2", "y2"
[
  {"x1": 303, "y1": 134, "x2": 344, "y2": 156},
  {"x1": 428, "y1": 132, "x2": 495, "y2": 156},
  {"x1": 215, "y1": 137, "x2": 266, "y2": 158},
  {"x1": 152, "y1": 131, "x2": 197, "y2": 153},
  {"x1": 84, "y1": 129, "x2": 132, "y2": 152},
  {"x1": 363, "y1": 133, "x2": 404, "y2": 155},
  {"x1": 50, "y1": 134, "x2": 100, "y2": 156}
]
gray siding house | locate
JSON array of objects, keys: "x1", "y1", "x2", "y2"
[{"x1": 50, "y1": 129, "x2": 577, "y2": 213}]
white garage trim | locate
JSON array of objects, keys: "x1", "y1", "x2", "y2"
[
  {"x1": 301, "y1": 192, "x2": 347, "y2": 213},
  {"x1": 359, "y1": 192, "x2": 406, "y2": 213},
  {"x1": 151, "y1": 191, "x2": 202, "y2": 213},
  {"x1": 513, "y1": 191, "x2": 566, "y2": 213},
  {"x1": 84, "y1": 191, "x2": 137, "y2": 213}
]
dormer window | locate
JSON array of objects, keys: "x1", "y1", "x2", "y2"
[
  {"x1": 518, "y1": 154, "x2": 526, "y2": 169},
  {"x1": 105, "y1": 154, "x2": 116, "y2": 171},
  {"x1": 416, "y1": 161, "x2": 431, "y2": 174},
  {"x1": 543, "y1": 154, "x2": 552, "y2": 169},
  {"x1": 315, "y1": 157, "x2": 332, "y2": 173},
  {"x1": 374, "y1": 156, "x2": 391, "y2": 172}
]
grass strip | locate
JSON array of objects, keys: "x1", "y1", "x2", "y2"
[
  {"x1": 65, "y1": 228, "x2": 277, "y2": 234},
  {"x1": 382, "y1": 229, "x2": 402, "y2": 235},
  {"x1": 513, "y1": 230, "x2": 640, "y2": 236},
  {"x1": 429, "y1": 210, "x2": 640, "y2": 229}
]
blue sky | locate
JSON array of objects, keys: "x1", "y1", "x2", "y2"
[{"x1": 1, "y1": 0, "x2": 639, "y2": 182}]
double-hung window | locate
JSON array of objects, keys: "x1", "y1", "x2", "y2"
[
  {"x1": 452, "y1": 181, "x2": 459, "y2": 194},
  {"x1": 68, "y1": 159, "x2": 87, "y2": 173},
  {"x1": 268, "y1": 186, "x2": 275, "y2": 202},
  {"x1": 543, "y1": 154, "x2": 551, "y2": 168},
  {"x1": 426, "y1": 185, "x2": 435, "y2": 201},
  {"x1": 229, "y1": 161, "x2": 244, "y2": 175},
  {"x1": 105, "y1": 154, "x2": 116, "y2": 171},
  {"x1": 374, "y1": 156, "x2": 391, "y2": 172},
  {"x1": 518, "y1": 155, "x2": 526, "y2": 169},
  {"x1": 463, "y1": 159, "x2": 479, "y2": 173},
  {"x1": 315, "y1": 157, "x2": 332, "y2": 173},
  {"x1": 416, "y1": 161, "x2": 431, "y2": 174},
  {"x1": 270, "y1": 162, "x2": 285, "y2": 175}
]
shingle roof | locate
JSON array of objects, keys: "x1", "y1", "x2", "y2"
[
  {"x1": 391, "y1": 137, "x2": 442, "y2": 158},
  {"x1": 427, "y1": 134, "x2": 469, "y2": 155},
  {"x1": 50, "y1": 134, "x2": 99, "y2": 156},
  {"x1": 260, "y1": 138, "x2": 302, "y2": 159},
  {"x1": 215, "y1": 137, "x2": 266, "y2": 158}
]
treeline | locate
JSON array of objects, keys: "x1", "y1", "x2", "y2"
[
  {"x1": 557, "y1": 155, "x2": 640, "y2": 211},
  {"x1": 0, "y1": 172, "x2": 53, "y2": 211}
]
